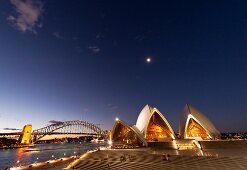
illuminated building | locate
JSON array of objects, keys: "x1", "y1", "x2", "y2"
[
  {"x1": 112, "y1": 104, "x2": 221, "y2": 148},
  {"x1": 179, "y1": 104, "x2": 220, "y2": 140},
  {"x1": 105, "y1": 130, "x2": 112, "y2": 140},
  {"x1": 112, "y1": 119, "x2": 147, "y2": 147},
  {"x1": 112, "y1": 104, "x2": 175, "y2": 147},
  {"x1": 18, "y1": 124, "x2": 33, "y2": 145},
  {"x1": 136, "y1": 104, "x2": 175, "y2": 142}
]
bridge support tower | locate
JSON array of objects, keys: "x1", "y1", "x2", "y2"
[{"x1": 18, "y1": 124, "x2": 32, "y2": 145}]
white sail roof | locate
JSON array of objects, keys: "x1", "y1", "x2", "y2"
[
  {"x1": 179, "y1": 104, "x2": 220, "y2": 139},
  {"x1": 135, "y1": 104, "x2": 175, "y2": 139},
  {"x1": 112, "y1": 119, "x2": 147, "y2": 146}
]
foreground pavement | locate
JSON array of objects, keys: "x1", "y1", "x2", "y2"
[{"x1": 65, "y1": 149, "x2": 247, "y2": 170}]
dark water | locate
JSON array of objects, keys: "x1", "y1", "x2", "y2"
[{"x1": 0, "y1": 142, "x2": 107, "y2": 169}]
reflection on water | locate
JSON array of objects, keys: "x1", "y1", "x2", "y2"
[{"x1": 0, "y1": 142, "x2": 107, "y2": 169}]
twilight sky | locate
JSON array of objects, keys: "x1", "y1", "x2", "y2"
[{"x1": 0, "y1": 0, "x2": 247, "y2": 132}]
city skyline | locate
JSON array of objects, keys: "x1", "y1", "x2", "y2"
[{"x1": 0, "y1": 0, "x2": 247, "y2": 132}]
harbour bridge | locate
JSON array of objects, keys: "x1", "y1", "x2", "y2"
[{"x1": 0, "y1": 120, "x2": 107, "y2": 144}]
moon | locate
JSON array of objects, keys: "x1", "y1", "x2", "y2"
[{"x1": 146, "y1": 57, "x2": 151, "y2": 63}]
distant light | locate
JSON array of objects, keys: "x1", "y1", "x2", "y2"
[
  {"x1": 52, "y1": 155, "x2": 54, "y2": 158},
  {"x1": 36, "y1": 157, "x2": 39, "y2": 160},
  {"x1": 17, "y1": 160, "x2": 20, "y2": 163},
  {"x1": 146, "y1": 57, "x2": 151, "y2": 63},
  {"x1": 115, "y1": 117, "x2": 119, "y2": 121},
  {"x1": 108, "y1": 140, "x2": 112, "y2": 145}
]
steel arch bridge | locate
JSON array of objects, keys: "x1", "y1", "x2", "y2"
[{"x1": 32, "y1": 120, "x2": 106, "y2": 142}]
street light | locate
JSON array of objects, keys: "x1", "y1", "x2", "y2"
[{"x1": 17, "y1": 160, "x2": 20, "y2": 167}]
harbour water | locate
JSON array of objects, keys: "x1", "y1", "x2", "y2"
[{"x1": 0, "y1": 142, "x2": 107, "y2": 169}]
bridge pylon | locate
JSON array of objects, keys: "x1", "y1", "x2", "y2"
[{"x1": 18, "y1": 124, "x2": 32, "y2": 145}]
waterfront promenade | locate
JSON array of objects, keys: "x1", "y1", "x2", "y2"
[
  {"x1": 64, "y1": 148, "x2": 247, "y2": 170},
  {"x1": 10, "y1": 157, "x2": 75, "y2": 170},
  {"x1": 8, "y1": 147, "x2": 247, "y2": 169}
]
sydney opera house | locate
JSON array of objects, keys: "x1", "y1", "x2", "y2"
[{"x1": 111, "y1": 104, "x2": 221, "y2": 149}]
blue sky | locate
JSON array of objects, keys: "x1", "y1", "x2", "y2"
[{"x1": 0, "y1": 0, "x2": 247, "y2": 132}]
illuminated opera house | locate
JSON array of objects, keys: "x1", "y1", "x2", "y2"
[
  {"x1": 111, "y1": 104, "x2": 221, "y2": 148},
  {"x1": 180, "y1": 104, "x2": 221, "y2": 140}
]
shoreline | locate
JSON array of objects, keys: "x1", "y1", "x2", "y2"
[
  {"x1": 0, "y1": 145, "x2": 33, "y2": 150},
  {"x1": 8, "y1": 145, "x2": 247, "y2": 169},
  {"x1": 9, "y1": 156, "x2": 76, "y2": 170},
  {"x1": 8, "y1": 146, "x2": 108, "y2": 170}
]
